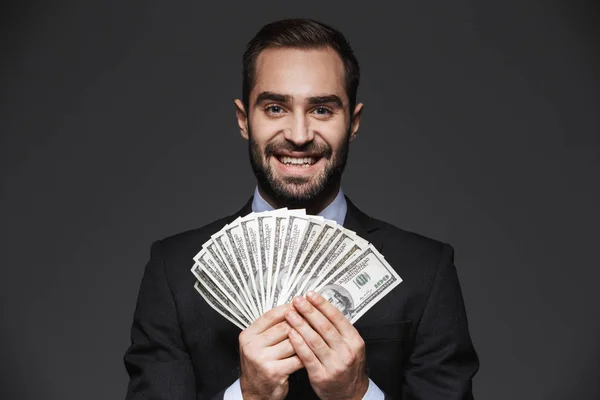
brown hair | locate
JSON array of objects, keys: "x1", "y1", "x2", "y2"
[{"x1": 242, "y1": 18, "x2": 360, "y2": 113}]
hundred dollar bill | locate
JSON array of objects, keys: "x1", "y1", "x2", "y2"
[
  {"x1": 193, "y1": 274, "x2": 248, "y2": 329},
  {"x1": 273, "y1": 212, "x2": 311, "y2": 307},
  {"x1": 282, "y1": 221, "x2": 338, "y2": 303},
  {"x1": 238, "y1": 213, "x2": 266, "y2": 313},
  {"x1": 223, "y1": 218, "x2": 262, "y2": 314},
  {"x1": 280, "y1": 216, "x2": 325, "y2": 302},
  {"x1": 198, "y1": 242, "x2": 257, "y2": 321},
  {"x1": 301, "y1": 228, "x2": 368, "y2": 296},
  {"x1": 255, "y1": 211, "x2": 277, "y2": 312},
  {"x1": 266, "y1": 209, "x2": 290, "y2": 308},
  {"x1": 191, "y1": 250, "x2": 254, "y2": 324},
  {"x1": 269, "y1": 209, "x2": 305, "y2": 308},
  {"x1": 205, "y1": 235, "x2": 259, "y2": 320},
  {"x1": 219, "y1": 217, "x2": 263, "y2": 317},
  {"x1": 314, "y1": 244, "x2": 402, "y2": 324}
]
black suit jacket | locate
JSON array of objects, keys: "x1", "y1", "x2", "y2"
[{"x1": 124, "y1": 197, "x2": 479, "y2": 399}]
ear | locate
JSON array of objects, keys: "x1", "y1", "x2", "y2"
[
  {"x1": 349, "y1": 103, "x2": 364, "y2": 142},
  {"x1": 234, "y1": 99, "x2": 249, "y2": 140}
]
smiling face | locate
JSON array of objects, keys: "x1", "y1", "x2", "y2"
[{"x1": 235, "y1": 46, "x2": 363, "y2": 210}]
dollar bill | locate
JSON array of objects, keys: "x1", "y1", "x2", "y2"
[
  {"x1": 269, "y1": 209, "x2": 305, "y2": 308},
  {"x1": 191, "y1": 250, "x2": 254, "y2": 324},
  {"x1": 301, "y1": 228, "x2": 368, "y2": 295},
  {"x1": 280, "y1": 216, "x2": 325, "y2": 302},
  {"x1": 314, "y1": 244, "x2": 402, "y2": 324},
  {"x1": 223, "y1": 219, "x2": 262, "y2": 312},
  {"x1": 210, "y1": 226, "x2": 261, "y2": 319},
  {"x1": 193, "y1": 274, "x2": 248, "y2": 329},
  {"x1": 266, "y1": 210, "x2": 289, "y2": 308},
  {"x1": 272, "y1": 212, "x2": 311, "y2": 307},
  {"x1": 238, "y1": 214, "x2": 266, "y2": 313},
  {"x1": 191, "y1": 209, "x2": 403, "y2": 328},
  {"x1": 256, "y1": 211, "x2": 276, "y2": 312},
  {"x1": 222, "y1": 218, "x2": 263, "y2": 317},
  {"x1": 199, "y1": 242, "x2": 257, "y2": 321},
  {"x1": 282, "y1": 221, "x2": 338, "y2": 303}
]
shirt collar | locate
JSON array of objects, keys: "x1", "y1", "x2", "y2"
[{"x1": 251, "y1": 186, "x2": 347, "y2": 226}]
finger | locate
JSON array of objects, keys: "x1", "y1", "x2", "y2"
[
  {"x1": 244, "y1": 304, "x2": 293, "y2": 336},
  {"x1": 306, "y1": 290, "x2": 357, "y2": 340},
  {"x1": 267, "y1": 338, "x2": 296, "y2": 359},
  {"x1": 292, "y1": 295, "x2": 344, "y2": 349},
  {"x1": 285, "y1": 309, "x2": 331, "y2": 362},
  {"x1": 262, "y1": 321, "x2": 292, "y2": 346},
  {"x1": 288, "y1": 328, "x2": 323, "y2": 376},
  {"x1": 273, "y1": 355, "x2": 304, "y2": 376}
]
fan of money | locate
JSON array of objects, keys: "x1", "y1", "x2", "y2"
[{"x1": 191, "y1": 209, "x2": 402, "y2": 329}]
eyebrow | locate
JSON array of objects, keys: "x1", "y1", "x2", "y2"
[
  {"x1": 255, "y1": 92, "x2": 292, "y2": 106},
  {"x1": 254, "y1": 91, "x2": 344, "y2": 108},
  {"x1": 306, "y1": 95, "x2": 344, "y2": 108}
]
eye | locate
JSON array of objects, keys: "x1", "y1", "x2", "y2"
[
  {"x1": 265, "y1": 105, "x2": 284, "y2": 115},
  {"x1": 313, "y1": 106, "x2": 333, "y2": 116}
]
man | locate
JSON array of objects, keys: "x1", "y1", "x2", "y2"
[{"x1": 124, "y1": 18, "x2": 479, "y2": 399}]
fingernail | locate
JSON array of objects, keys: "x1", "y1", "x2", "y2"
[
  {"x1": 293, "y1": 296, "x2": 306, "y2": 305},
  {"x1": 306, "y1": 291, "x2": 317, "y2": 299},
  {"x1": 286, "y1": 310, "x2": 300, "y2": 321}
]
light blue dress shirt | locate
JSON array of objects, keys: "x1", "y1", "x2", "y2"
[
  {"x1": 223, "y1": 187, "x2": 384, "y2": 400},
  {"x1": 251, "y1": 186, "x2": 348, "y2": 226}
]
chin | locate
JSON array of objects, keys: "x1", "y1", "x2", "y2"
[{"x1": 277, "y1": 185, "x2": 320, "y2": 203}]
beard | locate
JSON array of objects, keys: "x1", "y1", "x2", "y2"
[{"x1": 248, "y1": 128, "x2": 350, "y2": 209}]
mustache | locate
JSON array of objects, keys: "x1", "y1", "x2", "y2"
[{"x1": 264, "y1": 140, "x2": 332, "y2": 158}]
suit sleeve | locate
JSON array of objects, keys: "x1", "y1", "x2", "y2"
[
  {"x1": 124, "y1": 240, "x2": 223, "y2": 400},
  {"x1": 402, "y1": 243, "x2": 479, "y2": 399}
]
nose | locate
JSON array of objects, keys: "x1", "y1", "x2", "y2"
[{"x1": 283, "y1": 113, "x2": 314, "y2": 146}]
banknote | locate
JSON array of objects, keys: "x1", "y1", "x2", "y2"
[
  {"x1": 211, "y1": 226, "x2": 261, "y2": 318},
  {"x1": 192, "y1": 251, "x2": 254, "y2": 323},
  {"x1": 238, "y1": 213, "x2": 265, "y2": 313},
  {"x1": 313, "y1": 244, "x2": 402, "y2": 323},
  {"x1": 191, "y1": 209, "x2": 403, "y2": 328},
  {"x1": 223, "y1": 218, "x2": 263, "y2": 315},
  {"x1": 193, "y1": 273, "x2": 249, "y2": 329},
  {"x1": 197, "y1": 244, "x2": 257, "y2": 321},
  {"x1": 255, "y1": 211, "x2": 276, "y2": 312},
  {"x1": 280, "y1": 216, "x2": 325, "y2": 302},
  {"x1": 282, "y1": 221, "x2": 338, "y2": 303},
  {"x1": 272, "y1": 212, "x2": 311, "y2": 307},
  {"x1": 269, "y1": 209, "x2": 305, "y2": 308},
  {"x1": 302, "y1": 228, "x2": 369, "y2": 296},
  {"x1": 265, "y1": 209, "x2": 288, "y2": 308}
]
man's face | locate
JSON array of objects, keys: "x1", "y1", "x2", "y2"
[{"x1": 236, "y1": 47, "x2": 362, "y2": 206}]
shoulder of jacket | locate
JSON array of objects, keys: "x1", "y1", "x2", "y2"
[
  {"x1": 152, "y1": 215, "x2": 232, "y2": 254},
  {"x1": 373, "y1": 218, "x2": 450, "y2": 249}
]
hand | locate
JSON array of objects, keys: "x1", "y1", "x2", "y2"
[
  {"x1": 239, "y1": 304, "x2": 304, "y2": 400},
  {"x1": 285, "y1": 291, "x2": 369, "y2": 400}
]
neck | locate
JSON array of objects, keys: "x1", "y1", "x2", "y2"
[{"x1": 257, "y1": 183, "x2": 341, "y2": 215}]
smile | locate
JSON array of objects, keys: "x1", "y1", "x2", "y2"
[{"x1": 276, "y1": 156, "x2": 318, "y2": 167}]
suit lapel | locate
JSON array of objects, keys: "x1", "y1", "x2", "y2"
[
  {"x1": 227, "y1": 197, "x2": 253, "y2": 222},
  {"x1": 343, "y1": 196, "x2": 384, "y2": 254}
]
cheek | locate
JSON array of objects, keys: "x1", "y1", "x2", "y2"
[
  {"x1": 317, "y1": 123, "x2": 349, "y2": 149},
  {"x1": 250, "y1": 113, "x2": 283, "y2": 140}
]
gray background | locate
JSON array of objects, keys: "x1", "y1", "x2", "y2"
[{"x1": 1, "y1": 1, "x2": 599, "y2": 399}]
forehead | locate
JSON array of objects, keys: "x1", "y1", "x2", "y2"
[{"x1": 252, "y1": 47, "x2": 346, "y2": 103}]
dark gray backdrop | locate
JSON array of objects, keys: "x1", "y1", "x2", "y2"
[{"x1": 1, "y1": 1, "x2": 599, "y2": 399}]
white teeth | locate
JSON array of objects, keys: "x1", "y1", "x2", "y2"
[{"x1": 279, "y1": 156, "x2": 316, "y2": 165}]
